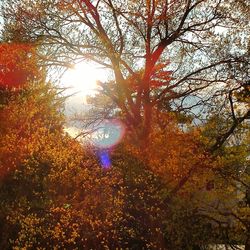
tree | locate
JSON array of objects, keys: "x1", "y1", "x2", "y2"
[
  {"x1": 0, "y1": 43, "x2": 39, "y2": 89},
  {"x1": 0, "y1": 79, "x2": 66, "y2": 248},
  {"x1": 2, "y1": 0, "x2": 249, "y2": 144}
]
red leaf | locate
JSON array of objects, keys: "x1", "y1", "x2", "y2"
[{"x1": 0, "y1": 43, "x2": 38, "y2": 89}]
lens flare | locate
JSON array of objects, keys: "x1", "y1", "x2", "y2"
[
  {"x1": 98, "y1": 151, "x2": 111, "y2": 169},
  {"x1": 92, "y1": 119, "x2": 125, "y2": 149},
  {"x1": 91, "y1": 119, "x2": 125, "y2": 169}
]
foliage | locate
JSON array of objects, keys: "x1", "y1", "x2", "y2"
[
  {"x1": 0, "y1": 43, "x2": 39, "y2": 89},
  {"x1": 0, "y1": 84, "x2": 249, "y2": 248},
  {"x1": 0, "y1": 1, "x2": 249, "y2": 249}
]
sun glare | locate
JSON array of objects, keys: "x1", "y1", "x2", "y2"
[{"x1": 61, "y1": 62, "x2": 107, "y2": 104}]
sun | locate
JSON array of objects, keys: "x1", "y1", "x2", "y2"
[{"x1": 61, "y1": 62, "x2": 107, "y2": 104}]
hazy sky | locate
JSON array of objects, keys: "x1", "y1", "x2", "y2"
[{"x1": 60, "y1": 62, "x2": 109, "y2": 117}]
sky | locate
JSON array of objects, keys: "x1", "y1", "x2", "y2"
[
  {"x1": 60, "y1": 62, "x2": 112, "y2": 139},
  {"x1": 60, "y1": 62, "x2": 109, "y2": 115},
  {"x1": 59, "y1": 62, "x2": 127, "y2": 150}
]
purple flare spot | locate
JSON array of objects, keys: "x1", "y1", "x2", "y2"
[{"x1": 99, "y1": 151, "x2": 111, "y2": 169}]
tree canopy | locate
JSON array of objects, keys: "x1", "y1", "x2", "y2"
[{"x1": 2, "y1": 0, "x2": 249, "y2": 141}]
